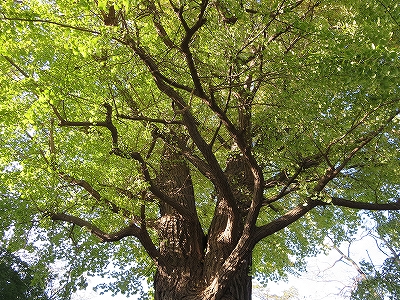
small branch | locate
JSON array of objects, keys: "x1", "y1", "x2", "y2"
[
  {"x1": 326, "y1": 101, "x2": 399, "y2": 153},
  {"x1": 51, "y1": 103, "x2": 119, "y2": 146},
  {"x1": 51, "y1": 212, "x2": 160, "y2": 259},
  {"x1": 371, "y1": 234, "x2": 400, "y2": 263},
  {"x1": 329, "y1": 239, "x2": 367, "y2": 280},
  {"x1": 178, "y1": 0, "x2": 208, "y2": 98},
  {"x1": 1, "y1": 16, "x2": 101, "y2": 35},
  {"x1": 376, "y1": 0, "x2": 400, "y2": 27},
  {"x1": 147, "y1": 0, "x2": 178, "y2": 49},
  {"x1": 58, "y1": 172, "x2": 135, "y2": 219},
  {"x1": 313, "y1": 108, "x2": 400, "y2": 192},
  {"x1": 209, "y1": 121, "x2": 223, "y2": 148},
  {"x1": 262, "y1": 187, "x2": 298, "y2": 206},
  {"x1": 236, "y1": 1, "x2": 304, "y2": 56},
  {"x1": 263, "y1": 168, "x2": 302, "y2": 205},
  {"x1": 262, "y1": 153, "x2": 322, "y2": 205},
  {"x1": 51, "y1": 212, "x2": 140, "y2": 242},
  {"x1": 53, "y1": 100, "x2": 195, "y2": 220},
  {"x1": 207, "y1": 88, "x2": 241, "y2": 142},
  {"x1": 117, "y1": 114, "x2": 183, "y2": 125},
  {"x1": 264, "y1": 171, "x2": 289, "y2": 189},
  {"x1": 2, "y1": 55, "x2": 30, "y2": 78},
  {"x1": 337, "y1": 109, "x2": 399, "y2": 170}
]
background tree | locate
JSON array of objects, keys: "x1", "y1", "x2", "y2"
[
  {"x1": 253, "y1": 285, "x2": 300, "y2": 300},
  {"x1": 351, "y1": 253, "x2": 400, "y2": 299},
  {"x1": 0, "y1": 247, "x2": 50, "y2": 300},
  {"x1": 0, "y1": 0, "x2": 399, "y2": 299},
  {"x1": 349, "y1": 214, "x2": 400, "y2": 299}
]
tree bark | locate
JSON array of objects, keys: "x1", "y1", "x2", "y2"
[
  {"x1": 153, "y1": 146, "x2": 253, "y2": 300},
  {"x1": 154, "y1": 249, "x2": 252, "y2": 300},
  {"x1": 154, "y1": 145, "x2": 204, "y2": 299}
]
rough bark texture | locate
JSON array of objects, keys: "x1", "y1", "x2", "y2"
[
  {"x1": 154, "y1": 146, "x2": 205, "y2": 299},
  {"x1": 152, "y1": 146, "x2": 253, "y2": 300}
]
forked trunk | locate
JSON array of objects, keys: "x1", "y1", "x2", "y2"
[{"x1": 153, "y1": 147, "x2": 253, "y2": 299}]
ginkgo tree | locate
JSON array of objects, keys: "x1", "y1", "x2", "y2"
[{"x1": 0, "y1": 0, "x2": 399, "y2": 299}]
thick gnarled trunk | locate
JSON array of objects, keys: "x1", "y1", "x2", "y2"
[
  {"x1": 154, "y1": 146, "x2": 204, "y2": 299},
  {"x1": 154, "y1": 252, "x2": 252, "y2": 300},
  {"x1": 153, "y1": 147, "x2": 254, "y2": 300}
]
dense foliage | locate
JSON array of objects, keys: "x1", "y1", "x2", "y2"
[
  {"x1": 0, "y1": 0, "x2": 399, "y2": 299},
  {"x1": 0, "y1": 247, "x2": 49, "y2": 300}
]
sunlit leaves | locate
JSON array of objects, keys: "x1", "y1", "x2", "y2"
[{"x1": 0, "y1": 0, "x2": 399, "y2": 297}]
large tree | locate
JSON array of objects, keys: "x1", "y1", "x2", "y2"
[{"x1": 0, "y1": 0, "x2": 399, "y2": 299}]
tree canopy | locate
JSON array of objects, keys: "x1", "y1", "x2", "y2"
[{"x1": 0, "y1": 0, "x2": 399, "y2": 299}]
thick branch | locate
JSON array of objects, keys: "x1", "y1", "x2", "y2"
[
  {"x1": 204, "y1": 192, "x2": 315, "y2": 299},
  {"x1": 254, "y1": 196, "x2": 400, "y2": 250},
  {"x1": 256, "y1": 191, "x2": 400, "y2": 247},
  {"x1": 329, "y1": 197, "x2": 400, "y2": 211},
  {"x1": 138, "y1": 205, "x2": 161, "y2": 261},
  {"x1": 254, "y1": 200, "x2": 318, "y2": 243},
  {"x1": 156, "y1": 128, "x2": 216, "y2": 181},
  {"x1": 111, "y1": 148, "x2": 196, "y2": 220},
  {"x1": 125, "y1": 40, "x2": 239, "y2": 211},
  {"x1": 202, "y1": 94, "x2": 265, "y2": 235}
]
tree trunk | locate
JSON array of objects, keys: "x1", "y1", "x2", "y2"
[
  {"x1": 154, "y1": 252, "x2": 252, "y2": 300},
  {"x1": 154, "y1": 145, "x2": 204, "y2": 299},
  {"x1": 153, "y1": 146, "x2": 253, "y2": 299},
  {"x1": 213, "y1": 257, "x2": 252, "y2": 300}
]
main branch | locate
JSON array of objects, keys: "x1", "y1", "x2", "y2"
[{"x1": 125, "y1": 40, "x2": 239, "y2": 213}]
